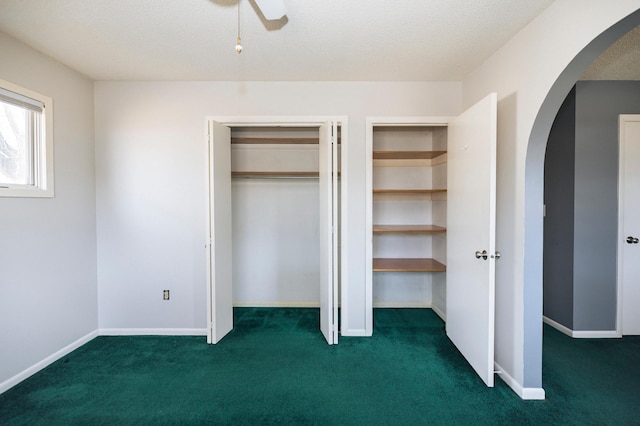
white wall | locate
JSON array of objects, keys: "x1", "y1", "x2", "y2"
[
  {"x1": 231, "y1": 132, "x2": 321, "y2": 306},
  {"x1": 0, "y1": 33, "x2": 97, "y2": 391},
  {"x1": 370, "y1": 126, "x2": 445, "y2": 308},
  {"x1": 462, "y1": 0, "x2": 640, "y2": 397},
  {"x1": 232, "y1": 178, "x2": 320, "y2": 306},
  {"x1": 94, "y1": 81, "x2": 462, "y2": 335}
]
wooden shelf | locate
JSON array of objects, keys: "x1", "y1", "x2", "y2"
[
  {"x1": 373, "y1": 258, "x2": 446, "y2": 272},
  {"x1": 373, "y1": 152, "x2": 447, "y2": 168},
  {"x1": 373, "y1": 189, "x2": 446, "y2": 195},
  {"x1": 373, "y1": 225, "x2": 446, "y2": 234},
  {"x1": 232, "y1": 171, "x2": 319, "y2": 178},
  {"x1": 231, "y1": 137, "x2": 341, "y2": 145},
  {"x1": 373, "y1": 150, "x2": 446, "y2": 160}
]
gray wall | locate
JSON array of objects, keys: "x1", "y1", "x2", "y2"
[
  {"x1": 574, "y1": 81, "x2": 640, "y2": 330},
  {"x1": 544, "y1": 81, "x2": 640, "y2": 331},
  {"x1": 544, "y1": 87, "x2": 575, "y2": 329}
]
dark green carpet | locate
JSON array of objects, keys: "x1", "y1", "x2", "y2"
[{"x1": 1, "y1": 308, "x2": 639, "y2": 425}]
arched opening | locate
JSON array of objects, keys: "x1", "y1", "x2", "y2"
[{"x1": 525, "y1": 10, "x2": 640, "y2": 390}]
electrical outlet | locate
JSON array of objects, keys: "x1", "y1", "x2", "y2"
[{"x1": 163, "y1": 290, "x2": 170, "y2": 300}]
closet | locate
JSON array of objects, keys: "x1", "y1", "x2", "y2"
[
  {"x1": 231, "y1": 127, "x2": 321, "y2": 309},
  {"x1": 206, "y1": 118, "x2": 343, "y2": 346},
  {"x1": 368, "y1": 124, "x2": 448, "y2": 312},
  {"x1": 365, "y1": 92, "x2": 499, "y2": 387}
]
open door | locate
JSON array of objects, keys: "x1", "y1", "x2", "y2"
[
  {"x1": 206, "y1": 121, "x2": 234, "y2": 344},
  {"x1": 446, "y1": 93, "x2": 497, "y2": 386},
  {"x1": 319, "y1": 121, "x2": 339, "y2": 344}
]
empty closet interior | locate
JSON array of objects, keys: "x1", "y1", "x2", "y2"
[
  {"x1": 369, "y1": 124, "x2": 447, "y2": 316},
  {"x1": 230, "y1": 125, "x2": 340, "y2": 308}
]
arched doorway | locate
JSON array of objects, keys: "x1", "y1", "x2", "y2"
[{"x1": 525, "y1": 9, "x2": 640, "y2": 395}]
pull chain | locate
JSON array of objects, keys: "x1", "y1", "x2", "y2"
[{"x1": 235, "y1": 1, "x2": 243, "y2": 53}]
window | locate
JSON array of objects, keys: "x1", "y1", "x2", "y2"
[{"x1": 0, "y1": 79, "x2": 53, "y2": 197}]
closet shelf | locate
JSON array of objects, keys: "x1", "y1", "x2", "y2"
[
  {"x1": 373, "y1": 150, "x2": 446, "y2": 160},
  {"x1": 232, "y1": 171, "x2": 319, "y2": 178},
  {"x1": 373, "y1": 225, "x2": 446, "y2": 234},
  {"x1": 373, "y1": 189, "x2": 446, "y2": 194},
  {"x1": 373, "y1": 258, "x2": 446, "y2": 272},
  {"x1": 231, "y1": 137, "x2": 341, "y2": 145}
]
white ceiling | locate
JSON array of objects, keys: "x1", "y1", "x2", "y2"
[
  {"x1": 0, "y1": 0, "x2": 558, "y2": 81},
  {"x1": 0, "y1": 0, "x2": 637, "y2": 82}
]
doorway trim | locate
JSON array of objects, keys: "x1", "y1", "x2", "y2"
[
  {"x1": 617, "y1": 114, "x2": 640, "y2": 336},
  {"x1": 364, "y1": 116, "x2": 451, "y2": 337},
  {"x1": 204, "y1": 115, "x2": 348, "y2": 344}
]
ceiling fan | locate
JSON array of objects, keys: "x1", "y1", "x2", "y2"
[{"x1": 254, "y1": 0, "x2": 286, "y2": 20}]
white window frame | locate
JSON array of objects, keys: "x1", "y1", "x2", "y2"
[{"x1": 0, "y1": 79, "x2": 53, "y2": 197}]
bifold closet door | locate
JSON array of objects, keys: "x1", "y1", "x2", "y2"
[
  {"x1": 319, "y1": 121, "x2": 339, "y2": 345},
  {"x1": 207, "y1": 119, "x2": 339, "y2": 345},
  {"x1": 206, "y1": 121, "x2": 233, "y2": 344},
  {"x1": 446, "y1": 93, "x2": 497, "y2": 386}
]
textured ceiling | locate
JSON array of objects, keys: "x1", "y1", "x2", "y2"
[
  {"x1": 581, "y1": 24, "x2": 640, "y2": 80},
  {"x1": 0, "y1": 0, "x2": 557, "y2": 81}
]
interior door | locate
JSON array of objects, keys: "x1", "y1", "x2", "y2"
[
  {"x1": 319, "y1": 121, "x2": 339, "y2": 344},
  {"x1": 446, "y1": 93, "x2": 497, "y2": 386},
  {"x1": 619, "y1": 115, "x2": 640, "y2": 335},
  {"x1": 206, "y1": 120, "x2": 233, "y2": 344}
]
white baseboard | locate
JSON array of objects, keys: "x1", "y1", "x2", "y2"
[
  {"x1": 233, "y1": 302, "x2": 320, "y2": 308},
  {"x1": 522, "y1": 387, "x2": 546, "y2": 400},
  {"x1": 340, "y1": 328, "x2": 371, "y2": 337},
  {"x1": 495, "y1": 361, "x2": 545, "y2": 400},
  {"x1": 543, "y1": 316, "x2": 573, "y2": 337},
  {"x1": 99, "y1": 328, "x2": 207, "y2": 336},
  {"x1": 431, "y1": 304, "x2": 446, "y2": 321},
  {"x1": 372, "y1": 302, "x2": 431, "y2": 308},
  {"x1": 572, "y1": 330, "x2": 620, "y2": 338},
  {"x1": 0, "y1": 330, "x2": 98, "y2": 395},
  {"x1": 235, "y1": 302, "x2": 434, "y2": 310},
  {"x1": 543, "y1": 316, "x2": 620, "y2": 338}
]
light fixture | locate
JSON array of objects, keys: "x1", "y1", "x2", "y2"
[{"x1": 235, "y1": 1, "x2": 243, "y2": 54}]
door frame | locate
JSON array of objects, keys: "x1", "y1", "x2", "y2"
[
  {"x1": 365, "y1": 116, "x2": 451, "y2": 336},
  {"x1": 616, "y1": 114, "x2": 640, "y2": 336},
  {"x1": 205, "y1": 115, "x2": 348, "y2": 344}
]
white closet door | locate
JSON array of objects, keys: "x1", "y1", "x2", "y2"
[
  {"x1": 319, "y1": 121, "x2": 338, "y2": 344},
  {"x1": 207, "y1": 121, "x2": 233, "y2": 344},
  {"x1": 446, "y1": 93, "x2": 497, "y2": 386}
]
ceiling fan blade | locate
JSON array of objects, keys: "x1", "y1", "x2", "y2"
[{"x1": 254, "y1": 0, "x2": 286, "y2": 20}]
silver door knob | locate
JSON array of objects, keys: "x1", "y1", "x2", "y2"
[
  {"x1": 491, "y1": 252, "x2": 501, "y2": 259},
  {"x1": 475, "y1": 250, "x2": 488, "y2": 260},
  {"x1": 627, "y1": 236, "x2": 639, "y2": 244}
]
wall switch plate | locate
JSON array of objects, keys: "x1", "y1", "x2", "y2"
[{"x1": 163, "y1": 290, "x2": 170, "y2": 300}]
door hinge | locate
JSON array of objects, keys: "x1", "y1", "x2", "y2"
[
  {"x1": 206, "y1": 237, "x2": 213, "y2": 247},
  {"x1": 332, "y1": 323, "x2": 340, "y2": 335}
]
